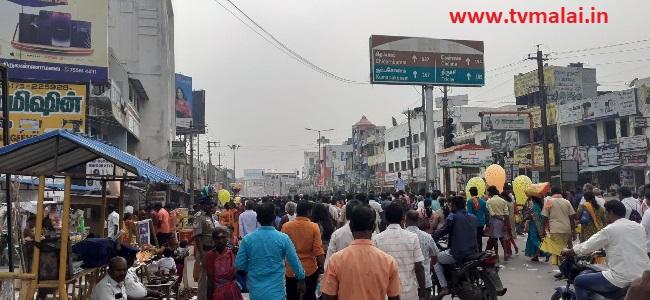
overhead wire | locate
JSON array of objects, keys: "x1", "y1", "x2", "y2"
[{"x1": 553, "y1": 38, "x2": 650, "y2": 55}]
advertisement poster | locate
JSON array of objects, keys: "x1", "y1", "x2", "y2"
[
  {"x1": 481, "y1": 115, "x2": 529, "y2": 131},
  {"x1": 558, "y1": 89, "x2": 637, "y2": 125},
  {"x1": 138, "y1": 221, "x2": 151, "y2": 245},
  {"x1": 620, "y1": 135, "x2": 648, "y2": 153},
  {"x1": 620, "y1": 169, "x2": 635, "y2": 188},
  {"x1": 85, "y1": 158, "x2": 114, "y2": 188},
  {"x1": 487, "y1": 131, "x2": 528, "y2": 153},
  {"x1": 175, "y1": 73, "x2": 193, "y2": 130},
  {"x1": 177, "y1": 90, "x2": 206, "y2": 135},
  {"x1": 0, "y1": 81, "x2": 86, "y2": 143},
  {"x1": 170, "y1": 141, "x2": 186, "y2": 162},
  {"x1": 524, "y1": 103, "x2": 557, "y2": 128},
  {"x1": 0, "y1": 0, "x2": 108, "y2": 82},
  {"x1": 513, "y1": 144, "x2": 556, "y2": 168}
]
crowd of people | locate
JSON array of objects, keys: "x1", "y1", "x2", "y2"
[{"x1": 90, "y1": 181, "x2": 650, "y2": 300}]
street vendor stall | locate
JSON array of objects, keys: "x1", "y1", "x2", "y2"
[{"x1": 0, "y1": 130, "x2": 181, "y2": 300}]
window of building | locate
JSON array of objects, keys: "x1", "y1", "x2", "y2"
[
  {"x1": 400, "y1": 138, "x2": 406, "y2": 147},
  {"x1": 421, "y1": 156, "x2": 426, "y2": 165},
  {"x1": 577, "y1": 124, "x2": 598, "y2": 146},
  {"x1": 401, "y1": 161, "x2": 407, "y2": 170},
  {"x1": 420, "y1": 132, "x2": 425, "y2": 142},
  {"x1": 394, "y1": 140, "x2": 399, "y2": 148},
  {"x1": 389, "y1": 163, "x2": 394, "y2": 172},
  {"x1": 414, "y1": 158, "x2": 419, "y2": 168},
  {"x1": 406, "y1": 136, "x2": 412, "y2": 145},
  {"x1": 395, "y1": 162, "x2": 400, "y2": 171},
  {"x1": 635, "y1": 126, "x2": 643, "y2": 136},
  {"x1": 388, "y1": 141, "x2": 393, "y2": 150},
  {"x1": 620, "y1": 117, "x2": 629, "y2": 138},
  {"x1": 408, "y1": 160, "x2": 413, "y2": 169},
  {"x1": 413, "y1": 134, "x2": 419, "y2": 144},
  {"x1": 605, "y1": 121, "x2": 617, "y2": 142}
]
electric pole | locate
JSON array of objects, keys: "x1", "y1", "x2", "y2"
[
  {"x1": 216, "y1": 152, "x2": 225, "y2": 168},
  {"x1": 207, "y1": 141, "x2": 220, "y2": 184},
  {"x1": 442, "y1": 86, "x2": 451, "y2": 193},
  {"x1": 227, "y1": 144, "x2": 241, "y2": 180},
  {"x1": 529, "y1": 46, "x2": 551, "y2": 182},
  {"x1": 189, "y1": 134, "x2": 195, "y2": 206},
  {"x1": 305, "y1": 128, "x2": 334, "y2": 192},
  {"x1": 404, "y1": 109, "x2": 415, "y2": 186}
]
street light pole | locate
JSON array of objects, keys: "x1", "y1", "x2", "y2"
[
  {"x1": 227, "y1": 144, "x2": 240, "y2": 180},
  {"x1": 306, "y1": 128, "x2": 334, "y2": 192}
]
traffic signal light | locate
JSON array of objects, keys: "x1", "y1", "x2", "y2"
[{"x1": 444, "y1": 118, "x2": 455, "y2": 148}]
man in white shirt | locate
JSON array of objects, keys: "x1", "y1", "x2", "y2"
[
  {"x1": 325, "y1": 200, "x2": 370, "y2": 270},
  {"x1": 107, "y1": 205, "x2": 120, "y2": 238},
  {"x1": 405, "y1": 210, "x2": 439, "y2": 298},
  {"x1": 561, "y1": 200, "x2": 650, "y2": 300},
  {"x1": 91, "y1": 257, "x2": 129, "y2": 300},
  {"x1": 125, "y1": 203, "x2": 134, "y2": 215},
  {"x1": 395, "y1": 172, "x2": 406, "y2": 192},
  {"x1": 124, "y1": 255, "x2": 163, "y2": 299},
  {"x1": 373, "y1": 203, "x2": 427, "y2": 300},
  {"x1": 619, "y1": 187, "x2": 641, "y2": 220},
  {"x1": 641, "y1": 190, "x2": 650, "y2": 256}
]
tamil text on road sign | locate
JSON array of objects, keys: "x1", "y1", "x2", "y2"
[{"x1": 369, "y1": 35, "x2": 485, "y2": 86}]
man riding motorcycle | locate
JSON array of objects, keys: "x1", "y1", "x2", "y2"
[
  {"x1": 432, "y1": 196, "x2": 480, "y2": 299},
  {"x1": 561, "y1": 200, "x2": 650, "y2": 300}
]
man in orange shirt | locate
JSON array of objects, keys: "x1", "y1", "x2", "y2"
[
  {"x1": 321, "y1": 204, "x2": 402, "y2": 300},
  {"x1": 282, "y1": 201, "x2": 325, "y2": 300},
  {"x1": 155, "y1": 202, "x2": 170, "y2": 246}
]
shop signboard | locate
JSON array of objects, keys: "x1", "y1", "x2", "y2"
[
  {"x1": 481, "y1": 115, "x2": 529, "y2": 131},
  {"x1": 514, "y1": 66, "x2": 554, "y2": 97},
  {"x1": 487, "y1": 131, "x2": 529, "y2": 153},
  {"x1": 621, "y1": 151, "x2": 647, "y2": 165},
  {"x1": 147, "y1": 191, "x2": 166, "y2": 203},
  {"x1": 620, "y1": 169, "x2": 635, "y2": 188},
  {"x1": 524, "y1": 103, "x2": 557, "y2": 128},
  {"x1": 437, "y1": 148, "x2": 492, "y2": 168},
  {"x1": 0, "y1": 81, "x2": 87, "y2": 143},
  {"x1": 513, "y1": 144, "x2": 556, "y2": 168},
  {"x1": 620, "y1": 135, "x2": 648, "y2": 153},
  {"x1": 85, "y1": 158, "x2": 113, "y2": 188},
  {"x1": 594, "y1": 144, "x2": 619, "y2": 166},
  {"x1": 560, "y1": 146, "x2": 589, "y2": 169},
  {"x1": 175, "y1": 73, "x2": 193, "y2": 130},
  {"x1": 634, "y1": 116, "x2": 648, "y2": 128},
  {"x1": 170, "y1": 141, "x2": 186, "y2": 162},
  {"x1": 0, "y1": 0, "x2": 109, "y2": 82},
  {"x1": 244, "y1": 169, "x2": 265, "y2": 180},
  {"x1": 557, "y1": 89, "x2": 637, "y2": 125}
]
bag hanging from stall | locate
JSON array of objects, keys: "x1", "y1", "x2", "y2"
[
  {"x1": 72, "y1": 238, "x2": 118, "y2": 268},
  {"x1": 524, "y1": 182, "x2": 551, "y2": 199}
]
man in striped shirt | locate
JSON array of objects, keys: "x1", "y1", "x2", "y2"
[{"x1": 373, "y1": 203, "x2": 427, "y2": 300}]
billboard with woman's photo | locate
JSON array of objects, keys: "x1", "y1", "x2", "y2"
[{"x1": 175, "y1": 73, "x2": 193, "y2": 130}]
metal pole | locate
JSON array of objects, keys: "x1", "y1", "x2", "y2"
[
  {"x1": 318, "y1": 131, "x2": 322, "y2": 192},
  {"x1": 189, "y1": 134, "x2": 194, "y2": 206},
  {"x1": 530, "y1": 47, "x2": 551, "y2": 182},
  {"x1": 1, "y1": 65, "x2": 13, "y2": 271},
  {"x1": 424, "y1": 85, "x2": 436, "y2": 191},
  {"x1": 407, "y1": 110, "x2": 414, "y2": 183},
  {"x1": 442, "y1": 86, "x2": 451, "y2": 194}
]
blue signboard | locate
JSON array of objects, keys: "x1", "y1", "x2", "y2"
[{"x1": 369, "y1": 35, "x2": 485, "y2": 86}]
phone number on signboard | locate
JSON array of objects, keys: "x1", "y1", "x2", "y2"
[{"x1": 9, "y1": 83, "x2": 75, "y2": 90}]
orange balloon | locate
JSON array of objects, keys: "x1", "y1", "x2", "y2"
[{"x1": 485, "y1": 164, "x2": 506, "y2": 193}]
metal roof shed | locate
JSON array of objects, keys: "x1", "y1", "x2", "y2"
[{"x1": 0, "y1": 130, "x2": 181, "y2": 299}]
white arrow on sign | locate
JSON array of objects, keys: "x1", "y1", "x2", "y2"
[
  {"x1": 466, "y1": 58, "x2": 471, "y2": 65},
  {"x1": 412, "y1": 55, "x2": 417, "y2": 63},
  {"x1": 413, "y1": 71, "x2": 418, "y2": 78},
  {"x1": 467, "y1": 73, "x2": 471, "y2": 80}
]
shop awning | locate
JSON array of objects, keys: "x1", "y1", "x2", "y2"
[
  {"x1": 0, "y1": 130, "x2": 181, "y2": 184},
  {"x1": 1, "y1": 176, "x2": 98, "y2": 191},
  {"x1": 578, "y1": 165, "x2": 618, "y2": 174}
]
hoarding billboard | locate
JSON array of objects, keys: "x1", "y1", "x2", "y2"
[
  {"x1": 244, "y1": 169, "x2": 265, "y2": 180},
  {"x1": 557, "y1": 89, "x2": 637, "y2": 125},
  {"x1": 0, "y1": 0, "x2": 109, "y2": 82},
  {"x1": 175, "y1": 73, "x2": 193, "y2": 130},
  {"x1": 177, "y1": 89, "x2": 206, "y2": 135},
  {"x1": 170, "y1": 141, "x2": 186, "y2": 162},
  {"x1": 0, "y1": 81, "x2": 87, "y2": 143},
  {"x1": 481, "y1": 115, "x2": 529, "y2": 131}
]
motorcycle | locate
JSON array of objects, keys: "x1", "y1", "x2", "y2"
[
  {"x1": 551, "y1": 252, "x2": 627, "y2": 300},
  {"x1": 433, "y1": 238, "x2": 507, "y2": 299}
]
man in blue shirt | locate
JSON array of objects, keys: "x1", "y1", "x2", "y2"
[
  {"x1": 432, "y1": 196, "x2": 479, "y2": 299},
  {"x1": 466, "y1": 187, "x2": 489, "y2": 250},
  {"x1": 235, "y1": 202, "x2": 306, "y2": 300}
]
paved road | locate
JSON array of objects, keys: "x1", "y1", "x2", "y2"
[{"x1": 186, "y1": 236, "x2": 562, "y2": 300}]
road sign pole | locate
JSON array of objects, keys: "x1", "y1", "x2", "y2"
[{"x1": 424, "y1": 85, "x2": 437, "y2": 191}]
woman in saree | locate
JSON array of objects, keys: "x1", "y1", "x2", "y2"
[
  {"x1": 525, "y1": 196, "x2": 549, "y2": 262},
  {"x1": 204, "y1": 227, "x2": 243, "y2": 300}
]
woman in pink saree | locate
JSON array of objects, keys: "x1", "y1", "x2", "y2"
[{"x1": 204, "y1": 227, "x2": 243, "y2": 300}]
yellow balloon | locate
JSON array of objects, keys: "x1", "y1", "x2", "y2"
[
  {"x1": 485, "y1": 164, "x2": 506, "y2": 193},
  {"x1": 218, "y1": 189, "x2": 231, "y2": 205},
  {"x1": 512, "y1": 175, "x2": 532, "y2": 205},
  {"x1": 465, "y1": 177, "x2": 486, "y2": 198}
]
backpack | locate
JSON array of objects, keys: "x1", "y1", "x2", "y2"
[
  {"x1": 578, "y1": 205, "x2": 592, "y2": 224},
  {"x1": 624, "y1": 202, "x2": 642, "y2": 223}
]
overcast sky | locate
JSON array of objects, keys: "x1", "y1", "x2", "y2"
[{"x1": 171, "y1": 0, "x2": 650, "y2": 176}]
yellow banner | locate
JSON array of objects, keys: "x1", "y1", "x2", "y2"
[
  {"x1": 513, "y1": 66, "x2": 554, "y2": 98},
  {"x1": 514, "y1": 143, "x2": 556, "y2": 168},
  {"x1": 525, "y1": 102, "x2": 557, "y2": 128},
  {"x1": 0, "y1": 81, "x2": 86, "y2": 144}
]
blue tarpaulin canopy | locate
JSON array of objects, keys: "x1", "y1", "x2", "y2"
[
  {"x1": 1, "y1": 176, "x2": 99, "y2": 191},
  {"x1": 0, "y1": 130, "x2": 181, "y2": 184}
]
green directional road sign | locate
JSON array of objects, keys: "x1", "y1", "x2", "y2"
[{"x1": 369, "y1": 35, "x2": 485, "y2": 86}]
